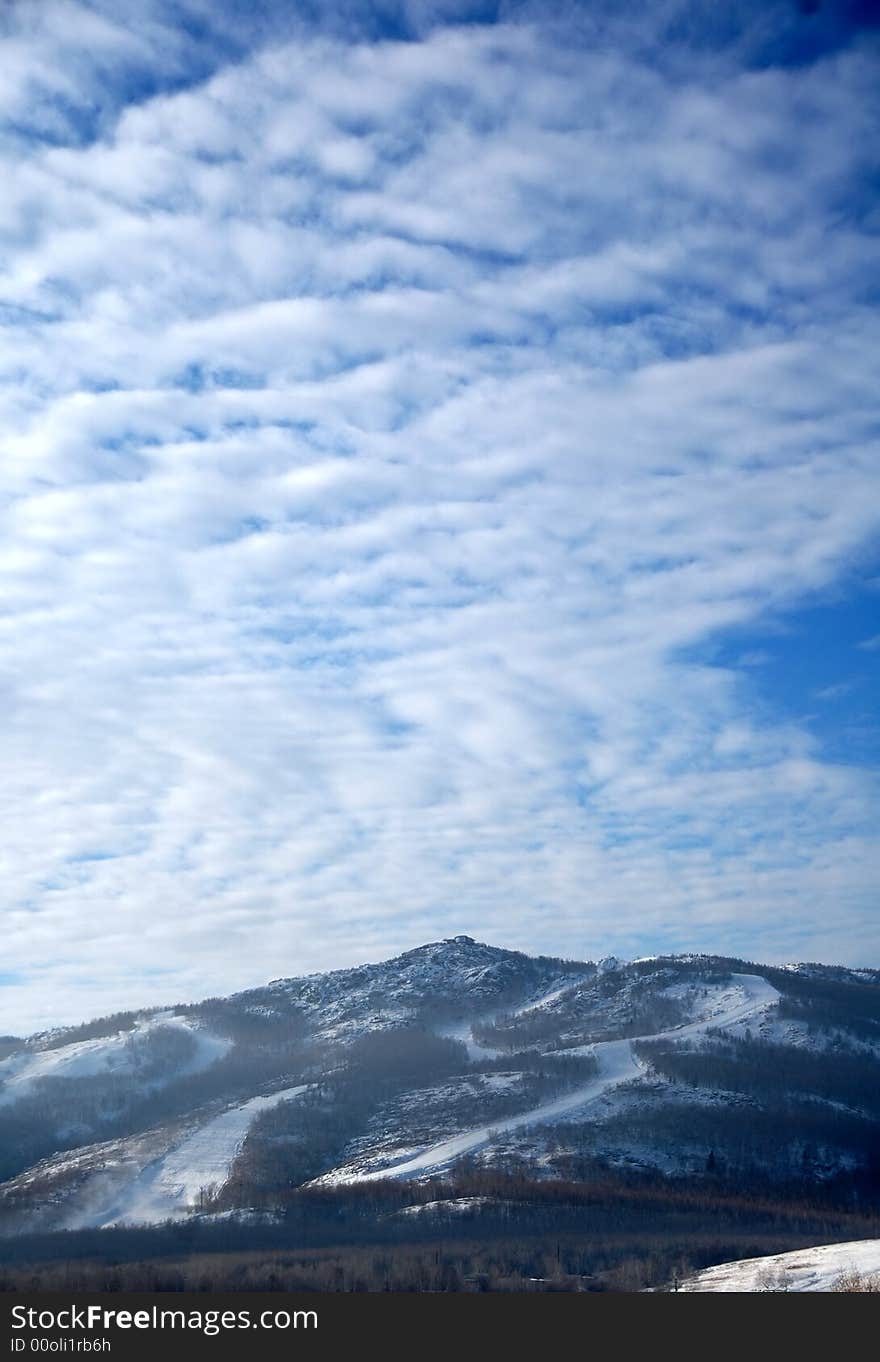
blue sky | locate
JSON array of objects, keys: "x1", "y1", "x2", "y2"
[{"x1": 1, "y1": 0, "x2": 878, "y2": 1031}]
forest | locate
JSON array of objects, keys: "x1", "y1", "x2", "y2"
[{"x1": 2, "y1": 1164, "x2": 879, "y2": 1291}]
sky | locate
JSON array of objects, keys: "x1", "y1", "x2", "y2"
[{"x1": 1, "y1": 0, "x2": 879, "y2": 1033}]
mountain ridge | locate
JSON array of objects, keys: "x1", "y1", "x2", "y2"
[
  {"x1": 0, "y1": 937, "x2": 878, "y2": 1241},
  {"x1": 10, "y1": 936, "x2": 880, "y2": 1052}
]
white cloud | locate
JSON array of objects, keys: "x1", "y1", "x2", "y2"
[{"x1": 0, "y1": 7, "x2": 878, "y2": 1031}]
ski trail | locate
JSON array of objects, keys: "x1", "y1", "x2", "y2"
[
  {"x1": 99, "y1": 1085, "x2": 307, "y2": 1225},
  {"x1": 434, "y1": 1020, "x2": 503, "y2": 1063},
  {"x1": 642, "y1": 973, "x2": 780, "y2": 1044},
  {"x1": 351, "y1": 973, "x2": 779, "y2": 1182},
  {"x1": 355, "y1": 1039, "x2": 640, "y2": 1181}
]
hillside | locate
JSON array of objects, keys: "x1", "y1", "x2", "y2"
[
  {"x1": 677, "y1": 1238, "x2": 880, "y2": 1291},
  {"x1": 0, "y1": 936, "x2": 878, "y2": 1289}
]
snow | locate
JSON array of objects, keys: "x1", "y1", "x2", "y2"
[
  {"x1": 480, "y1": 1073, "x2": 521, "y2": 1091},
  {"x1": 434, "y1": 974, "x2": 594, "y2": 1058},
  {"x1": 641, "y1": 973, "x2": 780, "y2": 1043},
  {"x1": 348, "y1": 1040, "x2": 640, "y2": 1181},
  {"x1": 330, "y1": 973, "x2": 779, "y2": 1183},
  {"x1": 192, "y1": 1207, "x2": 282, "y2": 1226},
  {"x1": 0, "y1": 953, "x2": 794, "y2": 1223},
  {"x1": 434, "y1": 1020, "x2": 502, "y2": 1062},
  {"x1": 396, "y1": 1197, "x2": 491, "y2": 1217},
  {"x1": 98, "y1": 1085, "x2": 307, "y2": 1226},
  {"x1": 678, "y1": 1239, "x2": 880, "y2": 1292},
  {"x1": 0, "y1": 1015, "x2": 229, "y2": 1106},
  {"x1": 509, "y1": 976, "x2": 592, "y2": 1017},
  {"x1": 261, "y1": 938, "x2": 583, "y2": 1043}
]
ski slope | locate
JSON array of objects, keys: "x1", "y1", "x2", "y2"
[
  {"x1": 0, "y1": 1015, "x2": 229, "y2": 1105},
  {"x1": 340, "y1": 973, "x2": 778, "y2": 1183},
  {"x1": 652, "y1": 973, "x2": 780, "y2": 1042},
  {"x1": 678, "y1": 1238, "x2": 880, "y2": 1291},
  {"x1": 354, "y1": 1039, "x2": 639, "y2": 1181},
  {"x1": 99, "y1": 1085, "x2": 307, "y2": 1226}
]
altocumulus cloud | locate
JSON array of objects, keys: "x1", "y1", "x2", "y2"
[{"x1": 1, "y1": 0, "x2": 879, "y2": 1030}]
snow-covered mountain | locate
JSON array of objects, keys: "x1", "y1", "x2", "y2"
[{"x1": 0, "y1": 937, "x2": 877, "y2": 1237}]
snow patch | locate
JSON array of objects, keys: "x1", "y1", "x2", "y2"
[
  {"x1": 395, "y1": 1197, "x2": 491, "y2": 1217},
  {"x1": 0, "y1": 1015, "x2": 229, "y2": 1106},
  {"x1": 509, "y1": 976, "x2": 593, "y2": 1017},
  {"x1": 679, "y1": 1238, "x2": 880, "y2": 1292},
  {"x1": 434, "y1": 1020, "x2": 502, "y2": 1062}
]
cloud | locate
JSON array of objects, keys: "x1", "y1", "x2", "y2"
[
  {"x1": 1, "y1": 3, "x2": 878, "y2": 1030},
  {"x1": 813, "y1": 680, "x2": 857, "y2": 700}
]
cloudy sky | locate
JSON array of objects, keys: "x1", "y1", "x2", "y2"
[{"x1": 2, "y1": 0, "x2": 879, "y2": 1033}]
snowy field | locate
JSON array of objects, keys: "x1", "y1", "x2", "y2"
[{"x1": 678, "y1": 1239, "x2": 880, "y2": 1292}]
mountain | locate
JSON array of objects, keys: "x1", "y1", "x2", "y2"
[{"x1": 0, "y1": 935, "x2": 878, "y2": 1287}]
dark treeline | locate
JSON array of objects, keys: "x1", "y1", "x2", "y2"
[
  {"x1": 2, "y1": 1166, "x2": 879, "y2": 1292},
  {"x1": 0, "y1": 1233, "x2": 849, "y2": 1293},
  {"x1": 636, "y1": 1033, "x2": 880, "y2": 1118},
  {"x1": 545, "y1": 1097, "x2": 880, "y2": 1187},
  {"x1": 178, "y1": 999, "x2": 309, "y2": 1048},
  {"x1": 765, "y1": 967, "x2": 880, "y2": 1028},
  {"x1": 465, "y1": 1050, "x2": 599, "y2": 1085},
  {"x1": 776, "y1": 993, "x2": 880, "y2": 1044},
  {"x1": 473, "y1": 1012, "x2": 569, "y2": 1049}
]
